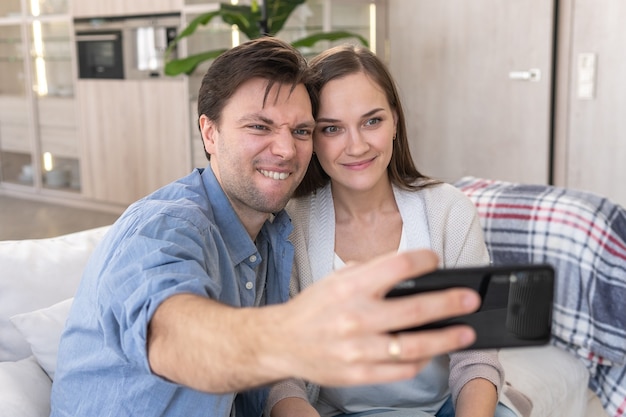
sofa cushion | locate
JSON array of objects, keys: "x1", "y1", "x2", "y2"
[
  {"x1": 10, "y1": 298, "x2": 73, "y2": 380},
  {"x1": 0, "y1": 226, "x2": 110, "y2": 362},
  {"x1": 0, "y1": 356, "x2": 52, "y2": 417}
]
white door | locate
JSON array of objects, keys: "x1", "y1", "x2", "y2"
[
  {"x1": 387, "y1": 1, "x2": 555, "y2": 184},
  {"x1": 563, "y1": 0, "x2": 626, "y2": 207}
]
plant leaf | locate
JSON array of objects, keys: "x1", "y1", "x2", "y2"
[
  {"x1": 164, "y1": 49, "x2": 228, "y2": 76},
  {"x1": 165, "y1": 11, "x2": 221, "y2": 58},
  {"x1": 220, "y1": 11, "x2": 259, "y2": 39},
  {"x1": 219, "y1": 3, "x2": 261, "y2": 39},
  {"x1": 290, "y1": 31, "x2": 370, "y2": 49},
  {"x1": 266, "y1": 0, "x2": 306, "y2": 34},
  {"x1": 164, "y1": 0, "x2": 371, "y2": 77}
]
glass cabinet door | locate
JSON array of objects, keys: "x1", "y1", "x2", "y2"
[
  {"x1": 0, "y1": 23, "x2": 33, "y2": 186},
  {"x1": 30, "y1": 20, "x2": 73, "y2": 98},
  {"x1": 0, "y1": 0, "x2": 22, "y2": 18},
  {"x1": 28, "y1": 0, "x2": 69, "y2": 16},
  {"x1": 29, "y1": 19, "x2": 80, "y2": 191}
]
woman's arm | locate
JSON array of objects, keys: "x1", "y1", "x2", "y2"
[
  {"x1": 265, "y1": 378, "x2": 316, "y2": 417},
  {"x1": 430, "y1": 184, "x2": 504, "y2": 414},
  {"x1": 270, "y1": 397, "x2": 320, "y2": 417},
  {"x1": 455, "y1": 377, "x2": 498, "y2": 417}
]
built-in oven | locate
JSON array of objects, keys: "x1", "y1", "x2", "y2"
[
  {"x1": 75, "y1": 13, "x2": 179, "y2": 80},
  {"x1": 76, "y1": 29, "x2": 124, "y2": 79}
]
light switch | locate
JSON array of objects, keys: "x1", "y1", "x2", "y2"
[{"x1": 577, "y1": 53, "x2": 596, "y2": 100}]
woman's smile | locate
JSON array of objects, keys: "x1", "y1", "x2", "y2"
[{"x1": 341, "y1": 156, "x2": 377, "y2": 170}]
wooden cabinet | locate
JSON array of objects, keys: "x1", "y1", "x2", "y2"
[
  {"x1": 0, "y1": 97, "x2": 31, "y2": 154},
  {"x1": 71, "y1": 0, "x2": 183, "y2": 18},
  {"x1": 38, "y1": 97, "x2": 79, "y2": 160},
  {"x1": 189, "y1": 100, "x2": 207, "y2": 169},
  {"x1": 77, "y1": 79, "x2": 190, "y2": 205}
]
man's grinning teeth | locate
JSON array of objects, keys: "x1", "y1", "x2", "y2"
[{"x1": 259, "y1": 170, "x2": 290, "y2": 180}]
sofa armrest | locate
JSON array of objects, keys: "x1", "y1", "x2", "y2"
[{"x1": 0, "y1": 226, "x2": 111, "y2": 361}]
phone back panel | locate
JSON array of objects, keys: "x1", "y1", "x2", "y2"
[{"x1": 386, "y1": 264, "x2": 555, "y2": 349}]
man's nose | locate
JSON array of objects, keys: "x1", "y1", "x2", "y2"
[{"x1": 270, "y1": 129, "x2": 297, "y2": 159}]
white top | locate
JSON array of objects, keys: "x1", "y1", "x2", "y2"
[{"x1": 333, "y1": 225, "x2": 409, "y2": 270}]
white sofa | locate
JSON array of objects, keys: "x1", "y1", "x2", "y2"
[{"x1": 0, "y1": 226, "x2": 609, "y2": 417}]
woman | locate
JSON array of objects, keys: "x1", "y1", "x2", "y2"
[{"x1": 268, "y1": 44, "x2": 520, "y2": 417}]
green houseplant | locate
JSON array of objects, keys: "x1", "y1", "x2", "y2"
[{"x1": 165, "y1": 0, "x2": 369, "y2": 76}]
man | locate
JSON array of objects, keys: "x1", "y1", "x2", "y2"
[{"x1": 50, "y1": 37, "x2": 479, "y2": 417}]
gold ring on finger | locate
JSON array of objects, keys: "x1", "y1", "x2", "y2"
[{"x1": 388, "y1": 334, "x2": 402, "y2": 361}]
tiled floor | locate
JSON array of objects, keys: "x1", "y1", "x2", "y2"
[{"x1": 0, "y1": 195, "x2": 120, "y2": 240}]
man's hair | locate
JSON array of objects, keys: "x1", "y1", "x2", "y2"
[
  {"x1": 197, "y1": 37, "x2": 317, "y2": 160},
  {"x1": 294, "y1": 44, "x2": 438, "y2": 197}
]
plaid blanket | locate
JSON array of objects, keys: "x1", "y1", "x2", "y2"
[{"x1": 454, "y1": 176, "x2": 626, "y2": 417}]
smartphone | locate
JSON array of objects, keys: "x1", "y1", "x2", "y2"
[{"x1": 386, "y1": 264, "x2": 555, "y2": 350}]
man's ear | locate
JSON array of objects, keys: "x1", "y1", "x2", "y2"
[{"x1": 199, "y1": 114, "x2": 218, "y2": 155}]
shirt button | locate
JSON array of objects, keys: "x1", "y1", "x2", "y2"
[
  {"x1": 249, "y1": 255, "x2": 257, "y2": 262},
  {"x1": 245, "y1": 282, "x2": 254, "y2": 290}
]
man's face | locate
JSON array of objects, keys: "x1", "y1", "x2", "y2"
[{"x1": 201, "y1": 77, "x2": 314, "y2": 223}]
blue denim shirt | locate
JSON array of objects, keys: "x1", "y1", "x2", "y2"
[{"x1": 50, "y1": 164, "x2": 293, "y2": 417}]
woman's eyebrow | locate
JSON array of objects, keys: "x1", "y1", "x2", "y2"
[
  {"x1": 316, "y1": 116, "x2": 340, "y2": 124},
  {"x1": 317, "y1": 108, "x2": 385, "y2": 124},
  {"x1": 361, "y1": 108, "x2": 385, "y2": 118}
]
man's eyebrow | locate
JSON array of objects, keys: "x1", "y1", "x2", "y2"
[
  {"x1": 239, "y1": 114, "x2": 274, "y2": 125},
  {"x1": 239, "y1": 114, "x2": 315, "y2": 129},
  {"x1": 297, "y1": 120, "x2": 317, "y2": 129}
]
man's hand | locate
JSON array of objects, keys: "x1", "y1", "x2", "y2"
[{"x1": 260, "y1": 249, "x2": 480, "y2": 386}]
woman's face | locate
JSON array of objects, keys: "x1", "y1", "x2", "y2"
[{"x1": 314, "y1": 71, "x2": 397, "y2": 193}]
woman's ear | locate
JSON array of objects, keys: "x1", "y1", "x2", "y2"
[
  {"x1": 199, "y1": 115, "x2": 217, "y2": 155},
  {"x1": 393, "y1": 110, "x2": 399, "y2": 138}
]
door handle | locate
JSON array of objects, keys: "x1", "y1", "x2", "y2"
[
  {"x1": 508, "y1": 68, "x2": 541, "y2": 82},
  {"x1": 75, "y1": 34, "x2": 120, "y2": 42}
]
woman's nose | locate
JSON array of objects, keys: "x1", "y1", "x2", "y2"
[{"x1": 345, "y1": 130, "x2": 369, "y2": 155}]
